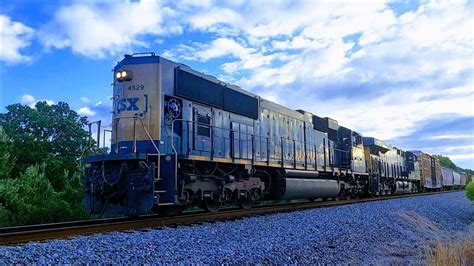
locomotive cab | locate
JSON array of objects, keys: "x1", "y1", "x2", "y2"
[{"x1": 111, "y1": 54, "x2": 162, "y2": 154}]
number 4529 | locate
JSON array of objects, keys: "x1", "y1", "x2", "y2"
[{"x1": 128, "y1": 85, "x2": 144, "y2": 90}]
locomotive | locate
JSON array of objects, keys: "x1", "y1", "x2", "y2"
[{"x1": 82, "y1": 53, "x2": 469, "y2": 217}]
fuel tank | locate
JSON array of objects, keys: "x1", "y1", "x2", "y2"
[{"x1": 277, "y1": 178, "x2": 340, "y2": 200}]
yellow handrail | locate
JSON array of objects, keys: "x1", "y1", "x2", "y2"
[{"x1": 113, "y1": 116, "x2": 161, "y2": 179}]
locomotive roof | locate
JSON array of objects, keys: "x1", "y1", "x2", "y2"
[
  {"x1": 363, "y1": 137, "x2": 392, "y2": 150},
  {"x1": 260, "y1": 99, "x2": 306, "y2": 121},
  {"x1": 115, "y1": 53, "x2": 163, "y2": 71},
  {"x1": 177, "y1": 64, "x2": 259, "y2": 99},
  {"x1": 116, "y1": 53, "x2": 310, "y2": 121},
  {"x1": 115, "y1": 53, "x2": 260, "y2": 98}
]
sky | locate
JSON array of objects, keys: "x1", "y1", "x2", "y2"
[{"x1": 0, "y1": 0, "x2": 473, "y2": 168}]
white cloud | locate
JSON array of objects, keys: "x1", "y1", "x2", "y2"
[
  {"x1": 20, "y1": 94, "x2": 36, "y2": 105},
  {"x1": 43, "y1": 99, "x2": 55, "y2": 106},
  {"x1": 78, "y1": 107, "x2": 96, "y2": 116},
  {"x1": 438, "y1": 145, "x2": 474, "y2": 153},
  {"x1": 199, "y1": 38, "x2": 252, "y2": 61},
  {"x1": 75, "y1": 97, "x2": 112, "y2": 124},
  {"x1": 80, "y1": 97, "x2": 90, "y2": 103},
  {"x1": 188, "y1": 7, "x2": 243, "y2": 30},
  {"x1": 20, "y1": 94, "x2": 55, "y2": 107},
  {"x1": 448, "y1": 154, "x2": 474, "y2": 161},
  {"x1": 421, "y1": 144, "x2": 474, "y2": 167},
  {"x1": 0, "y1": 15, "x2": 34, "y2": 63},
  {"x1": 39, "y1": 0, "x2": 169, "y2": 57},
  {"x1": 180, "y1": 0, "x2": 213, "y2": 8},
  {"x1": 429, "y1": 134, "x2": 473, "y2": 140}
]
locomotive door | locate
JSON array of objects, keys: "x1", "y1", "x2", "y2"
[
  {"x1": 231, "y1": 121, "x2": 254, "y2": 160},
  {"x1": 193, "y1": 105, "x2": 212, "y2": 154}
]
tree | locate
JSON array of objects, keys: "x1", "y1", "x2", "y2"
[
  {"x1": 433, "y1": 154, "x2": 457, "y2": 170},
  {"x1": 0, "y1": 101, "x2": 91, "y2": 226},
  {"x1": 0, "y1": 101, "x2": 89, "y2": 190},
  {"x1": 0, "y1": 127, "x2": 14, "y2": 180}
]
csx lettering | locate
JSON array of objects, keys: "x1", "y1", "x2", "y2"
[{"x1": 116, "y1": 98, "x2": 140, "y2": 113}]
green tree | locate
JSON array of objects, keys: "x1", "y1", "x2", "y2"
[
  {"x1": 0, "y1": 128, "x2": 14, "y2": 180},
  {"x1": 0, "y1": 101, "x2": 89, "y2": 190},
  {"x1": 433, "y1": 154, "x2": 457, "y2": 169},
  {"x1": 0, "y1": 101, "x2": 92, "y2": 226}
]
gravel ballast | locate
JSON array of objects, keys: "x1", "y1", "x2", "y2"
[{"x1": 1, "y1": 191, "x2": 472, "y2": 264}]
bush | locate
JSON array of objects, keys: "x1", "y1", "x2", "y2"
[
  {"x1": 466, "y1": 181, "x2": 474, "y2": 202},
  {"x1": 427, "y1": 236, "x2": 474, "y2": 265},
  {"x1": 60, "y1": 170, "x2": 89, "y2": 220},
  {"x1": 0, "y1": 164, "x2": 88, "y2": 227},
  {"x1": 0, "y1": 204, "x2": 12, "y2": 226},
  {"x1": 0, "y1": 165, "x2": 68, "y2": 226}
]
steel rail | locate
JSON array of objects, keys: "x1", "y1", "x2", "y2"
[{"x1": 0, "y1": 190, "x2": 459, "y2": 245}]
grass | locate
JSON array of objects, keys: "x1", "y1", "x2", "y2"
[
  {"x1": 426, "y1": 225, "x2": 474, "y2": 266},
  {"x1": 395, "y1": 210, "x2": 473, "y2": 265}
]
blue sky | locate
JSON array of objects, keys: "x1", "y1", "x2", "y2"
[{"x1": 1, "y1": 0, "x2": 473, "y2": 168}]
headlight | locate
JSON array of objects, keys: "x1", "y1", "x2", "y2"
[{"x1": 116, "y1": 70, "x2": 132, "y2": 82}]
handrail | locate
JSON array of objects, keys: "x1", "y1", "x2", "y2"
[
  {"x1": 87, "y1": 120, "x2": 102, "y2": 149},
  {"x1": 171, "y1": 119, "x2": 186, "y2": 186},
  {"x1": 113, "y1": 116, "x2": 161, "y2": 179},
  {"x1": 171, "y1": 119, "x2": 354, "y2": 170}
]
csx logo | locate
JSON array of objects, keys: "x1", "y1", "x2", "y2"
[{"x1": 116, "y1": 98, "x2": 140, "y2": 113}]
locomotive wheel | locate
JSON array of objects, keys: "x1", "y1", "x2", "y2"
[
  {"x1": 238, "y1": 190, "x2": 259, "y2": 210},
  {"x1": 238, "y1": 197, "x2": 253, "y2": 210},
  {"x1": 202, "y1": 198, "x2": 221, "y2": 213}
]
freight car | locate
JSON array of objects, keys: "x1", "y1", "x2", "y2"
[
  {"x1": 439, "y1": 166, "x2": 472, "y2": 190},
  {"x1": 453, "y1": 171, "x2": 461, "y2": 189},
  {"x1": 82, "y1": 53, "x2": 461, "y2": 217},
  {"x1": 459, "y1": 172, "x2": 469, "y2": 188},
  {"x1": 441, "y1": 166, "x2": 454, "y2": 189},
  {"x1": 410, "y1": 151, "x2": 443, "y2": 191}
]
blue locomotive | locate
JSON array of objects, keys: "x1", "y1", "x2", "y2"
[{"x1": 82, "y1": 53, "x2": 457, "y2": 217}]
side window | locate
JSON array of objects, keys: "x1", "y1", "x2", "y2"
[
  {"x1": 197, "y1": 113, "x2": 211, "y2": 137},
  {"x1": 353, "y1": 134, "x2": 362, "y2": 145}
]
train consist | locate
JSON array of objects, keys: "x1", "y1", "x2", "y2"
[{"x1": 83, "y1": 53, "x2": 471, "y2": 216}]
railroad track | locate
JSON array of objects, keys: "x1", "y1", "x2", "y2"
[{"x1": 0, "y1": 190, "x2": 459, "y2": 245}]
